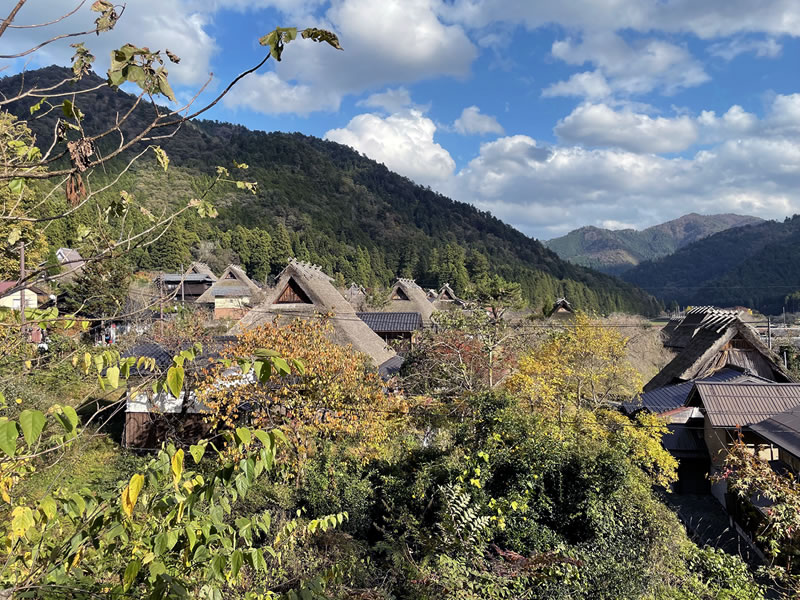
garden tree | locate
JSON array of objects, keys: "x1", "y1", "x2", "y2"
[
  {"x1": 60, "y1": 254, "x2": 132, "y2": 319},
  {"x1": 506, "y1": 311, "x2": 643, "y2": 413},
  {"x1": 717, "y1": 436, "x2": 800, "y2": 594},
  {"x1": 0, "y1": 0, "x2": 342, "y2": 331},
  {"x1": 466, "y1": 273, "x2": 524, "y2": 321},
  {"x1": 195, "y1": 319, "x2": 412, "y2": 475},
  {"x1": 402, "y1": 309, "x2": 526, "y2": 400}
]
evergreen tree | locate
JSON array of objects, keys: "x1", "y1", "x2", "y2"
[
  {"x1": 271, "y1": 223, "x2": 293, "y2": 274},
  {"x1": 147, "y1": 223, "x2": 191, "y2": 271},
  {"x1": 247, "y1": 228, "x2": 273, "y2": 283},
  {"x1": 61, "y1": 257, "x2": 132, "y2": 320}
]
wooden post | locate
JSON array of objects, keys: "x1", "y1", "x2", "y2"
[
  {"x1": 767, "y1": 317, "x2": 772, "y2": 350},
  {"x1": 159, "y1": 271, "x2": 164, "y2": 334},
  {"x1": 180, "y1": 263, "x2": 185, "y2": 304}
]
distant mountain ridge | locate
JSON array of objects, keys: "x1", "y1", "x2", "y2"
[
  {"x1": 622, "y1": 215, "x2": 800, "y2": 314},
  {"x1": 545, "y1": 213, "x2": 763, "y2": 275}
]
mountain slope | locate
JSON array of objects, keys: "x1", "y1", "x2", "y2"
[
  {"x1": 545, "y1": 213, "x2": 763, "y2": 275},
  {"x1": 0, "y1": 66, "x2": 661, "y2": 315},
  {"x1": 622, "y1": 216, "x2": 800, "y2": 314}
]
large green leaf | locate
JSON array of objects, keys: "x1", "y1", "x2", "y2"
[
  {"x1": 19, "y1": 409, "x2": 45, "y2": 447},
  {"x1": 166, "y1": 365, "x2": 184, "y2": 398},
  {"x1": 123, "y1": 559, "x2": 141, "y2": 591},
  {"x1": 0, "y1": 420, "x2": 18, "y2": 457}
]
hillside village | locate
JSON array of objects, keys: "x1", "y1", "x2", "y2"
[{"x1": 3, "y1": 2, "x2": 800, "y2": 599}]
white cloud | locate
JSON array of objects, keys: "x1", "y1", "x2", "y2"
[
  {"x1": 708, "y1": 37, "x2": 782, "y2": 60},
  {"x1": 542, "y1": 71, "x2": 611, "y2": 100},
  {"x1": 221, "y1": 71, "x2": 341, "y2": 115},
  {"x1": 0, "y1": 1, "x2": 217, "y2": 87},
  {"x1": 546, "y1": 32, "x2": 709, "y2": 98},
  {"x1": 441, "y1": 1, "x2": 800, "y2": 39},
  {"x1": 453, "y1": 106, "x2": 504, "y2": 135},
  {"x1": 325, "y1": 110, "x2": 456, "y2": 186},
  {"x1": 555, "y1": 104, "x2": 698, "y2": 153},
  {"x1": 357, "y1": 87, "x2": 413, "y2": 113}
]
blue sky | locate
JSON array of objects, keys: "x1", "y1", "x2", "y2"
[{"x1": 4, "y1": 1, "x2": 800, "y2": 239}]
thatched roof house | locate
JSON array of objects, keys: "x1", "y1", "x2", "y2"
[
  {"x1": 645, "y1": 314, "x2": 793, "y2": 392},
  {"x1": 186, "y1": 261, "x2": 217, "y2": 281},
  {"x1": 196, "y1": 265, "x2": 263, "y2": 319},
  {"x1": 231, "y1": 260, "x2": 395, "y2": 367},
  {"x1": 386, "y1": 278, "x2": 435, "y2": 324},
  {"x1": 548, "y1": 298, "x2": 574, "y2": 319}
]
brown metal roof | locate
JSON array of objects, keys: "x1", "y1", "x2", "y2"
[
  {"x1": 689, "y1": 382, "x2": 800, "y2": 428},
  {"x1": 750, "y1": 407, "x2": 800, "y2": 459}
]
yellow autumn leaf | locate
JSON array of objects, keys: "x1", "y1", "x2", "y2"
[{"x1": 121, "y1": 473, "x2": 144, "y2": 517}]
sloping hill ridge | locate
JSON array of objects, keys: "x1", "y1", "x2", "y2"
[
  {"x1": 622, "y1": 216, "x2": 800, "y2": 314},
  {"x1": 545, "y1": 213, "x2": 763, "y2": 275},
  {"x1": 0, "y1": 66, "x2": 661, "y2": 315}
]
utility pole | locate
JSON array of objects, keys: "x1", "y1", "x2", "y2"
[
  {"x1": 19, "y1": 241, "x2": 26, "y2": 339},
  {"x1": 180, "y1": 263, "x2": 185, "y2": 304},
  {"x1": 767, "y1": 316, "x2": 772, "y2": 350}
]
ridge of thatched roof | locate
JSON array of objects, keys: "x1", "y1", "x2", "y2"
[
  {"x1": 230, "y1": 260, "x2": 395, "y2": 366},
  {"x1": 386, "y1": 278, "x2": 435, "y2": 323},
  {"x1": 664, "y1": 306, "x2": 741, "y2": 349},
  {"x1": 645, "y1": 319, "x2": 794, "y2": 392},
  {"x1": 186, "y1": 261, "x2": 217, "y2": 281},
  {"x1": 196, "y1": 264, "x2": 261, "y2": 304}
]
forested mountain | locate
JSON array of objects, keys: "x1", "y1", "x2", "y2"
[
  {"x1": 622, "y1": 215, "x2": 800, "y2": 314},
  {"x1": 1, "y1": 66, "x2": 660, "y2": 315},
  {"x1": 545, "y1": 213, "x2": 762, "y2": 275}
]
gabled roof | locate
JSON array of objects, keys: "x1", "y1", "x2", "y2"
[
  {"x1": 56, "y1": 248, "x2": 85, "y2": 270},
  {"x1": 687, "y1": 382, "x2": 800, "y2": 428},
  {"x1": 231, "y1": 260, "x2": 395, "y2": 366},
  {"x1": 357, "y1": 312, "x2": 423, "y2": 333},
  {"x1": 624, "y1": 367, "x2": 748, "y2": 415},
  {"x1": 0, "y1": 281, "x2": 47, "y2": 298},
  {"x1": 386, "y1": 279, "x2": 435, "y2": 323},
  {"x1": 548, "y1": 298, "x2": 574, "y2": 317},
  {"x1": 186, "y1": 262, "x2": 217, "y2": 280},
  {"x1": 750, "y1": 406, "x2": 800, "y2": 459},
  {"x1": 122, "y1": 341, "x2": 173, "y2": 376},
  {"x1": 157, "y1": 273, "x2": 215, "y2": 284},
  {"x1": 196, "y1": 265, "x2": 261, "y2": 303},
  {"x1": 644, "y1": 318, "x2": 793, "y2": 392}
]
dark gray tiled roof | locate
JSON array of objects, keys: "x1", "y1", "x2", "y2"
[
  {"x1": 750, "y1": 407, "x2": 800, "y2": 459},
  {"x1": 122, "y1": 342, "x2": 173, "y2": 375},
  {"x1": 357, "y1": 312, "x2": 423, "y2": 333},
  {"x1": 157, "y1": 273, "x2": 215, "y2": 283},
  {"x1": 379, "y1": 355, "x2": 405, "y2": 378}
]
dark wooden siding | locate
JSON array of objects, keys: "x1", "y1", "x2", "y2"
[{"x1": 124, "y1": 412, "x2": 212, "y2": 449}]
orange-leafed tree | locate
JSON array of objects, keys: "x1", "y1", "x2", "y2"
[{"x1": 196, "y1": 318, "x2": 409, "y2": 474}]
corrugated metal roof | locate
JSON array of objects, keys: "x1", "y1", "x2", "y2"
[
  {"x1": 692, "y1": 382, "x2": 800, "y2": 428},
  {"x1": 379, "y1": 355, "x2": 405, "y2": 378},
  {"x1": 662, "y1": 424, "x2": 708, "y2": 457},
  {"x1": 357, "y1": 312, "x2": 422, "y2": 333},
  {"x1": 157, "y1": 273, "x2": 215, "y2": 283},
  {"x1": 625, "y1": 368, "x2": 746, "y2": 414},
  {"x1": 750, "y1": 407, "x2": 800, "y2": 460}
]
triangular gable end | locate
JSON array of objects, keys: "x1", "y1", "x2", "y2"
[
  {"x1": 392, "y1": 287, "x2": 410, "y2": 301},
  {"x1": 276, "y1": 277, "x2": 313, "y2": 304},
  {"x1": 440, "y1": 289, "x2": 455, "y2": 300},
  {"x1": 224, "y1": 271, "x2": 237, "y2": 280}
]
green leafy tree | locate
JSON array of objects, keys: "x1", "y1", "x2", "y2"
[{"x1": 60, "y1": 256, "x2": 132, "y2": 320}]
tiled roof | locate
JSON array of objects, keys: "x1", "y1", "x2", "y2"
[
  {"x1": 122, "y1": 342, "x2": 173, "y2": 375},
  {"x1": 357, "y1": 312, "x2": 422, "y2": 333},
  {"x1": 379, "y1": 355, "x2": 405, "y2": 378},
  {"x1": 750, "y1": 407, "x2": 800, "y2": 459},
  {"x1": 157, "y1": 273, "x2": 215, "y2": 283},
  {"x1": 690, "y1": 382, "x2": 800, "y2": 428}
]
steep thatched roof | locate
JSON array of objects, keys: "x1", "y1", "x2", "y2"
[
  {"x1": 548, "y1": 298, "x2": 574, "y2": 318},
  {"x1": 230, "y1": 261, "x2": 395, "y2": 366},
  {"x1": 186, "y1": 262, "x2": 217, "y2": 281},
  {"x1": 385, "y1": 278, "x2": 435, "y2": 324},
  {"x1": 196, "y1": 265, "x2": 261, "y2": 304},
  {"x1": 663, "y1": 306, "x2": 740, "y2": 349},
  {"x1": 644, "y1": 318, "x2": 794, "y2": 392}
]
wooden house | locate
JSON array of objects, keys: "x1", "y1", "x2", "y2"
[
  {"x1": 0, "y1": 281, "x2": 49, "y2": 311},
  {"x1": 154, "y1": 262, "x2": 217, "y2": 304},
  {"x1": 356, "y1": 311, "x2": 422, "y2": 354},
  {"x1": 645, "y1": 311, "x2": 792, "y2": 392},
  {"x1": 54, "y1": 248, "x2": 85, "y2": 281},
  {"x1": 385, "y1": 278, "x2": 436, "y2": 325},
  {"x1": 196, "y1": 265, "x2": 262, "y2": 319},
  {"x1": 750, "y1": 406, "x2": 800, "y2": 473},
  {"x1": 686, "y1": 382, "x2": 800, "y2": 506},
  {"x1": 231, "y1": 260, "x2": 396, "y2": 368},
  {"x1": 432, "y1": 283, "x2": 465, "y2": 311},
  {"x1": 122, "y1": 341, "x2": 212, "y2": 449},
  {"x1": 547, "y1": 297, "x2": 574, "y2": 319}
]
